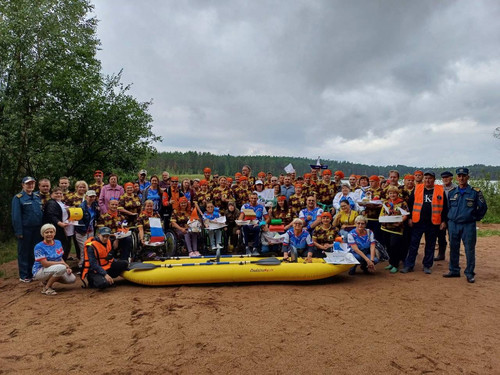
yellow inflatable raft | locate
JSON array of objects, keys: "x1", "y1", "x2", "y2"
[{"x1": 122, "y1": 256, "x2": 354, "y2": 286}]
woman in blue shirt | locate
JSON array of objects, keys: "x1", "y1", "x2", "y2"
[
  {"x1": 32, "y1": 224, "x2": 76, "y2": 295},
  {"x1": 347, "y1": 215, "x2": 378, "y2": 275}
]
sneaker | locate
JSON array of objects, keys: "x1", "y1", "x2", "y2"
[
  {"x1": 443, "y1": 272, "x2": 460, "y2": 278},
  {"x1": 245, "y1": 247, "x2": 252, "y2": 255},
  {"x1": 390, "y1": 266, "x2": 399, "y2": 274},
  {"x1": 251, "y1": 248, "x2": 260, "y2": 256},
  {"x1": 189, "y1": 251, "x2": 195, "y2": 257},
  {"x1": 384, "y1": 264, "x2": 393, "y2": 270},
  {"x1": 194, "y1": 251, "x2": 201, "y2": 256},
  {"x1": 466, "y1": 276, "x2": 475, "y2": 283},
  {"x1": 423, "y1": 267, "x2": 432, "y2": 274},
  {"x1": 400, "y1": 267, "x2": 413, "y2": 274},
  {"x1": 146, "y1": 252, "x2": 157, "y2": 259},
  {"x1": 19, "y1": 278, "x2": 32, "y2": 283}
]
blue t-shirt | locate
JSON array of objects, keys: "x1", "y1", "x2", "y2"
[
  {"x1": 241, "y1": 203, "x2": 267, "y2": 220},
  {"x1": 145, "y1": 188, "x2": 161, "y2": 213},
  {"x1": 203, "y1": 211, "x2": 220, "y2": 220},
  {"x1": 283, "y1": 228, "x2": 313, "y2": 249},
  {"x1": 347, "y1": 229, "x2": 375, "y2": 251},
  {"x1": 32, "y1": 240, "x2": 64, "y2": 275}
]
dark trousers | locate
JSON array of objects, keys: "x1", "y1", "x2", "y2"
[
  {"x1": 383, "y1": 230, "x2": 404, "y2": 268},
  {"x1": 402, "y1": 222, "x2": 412, "y2": 263},
  {"x1": 436, "y1": 227, "x2": 447, "y2": 256},
  {"x1": 448, "y1": 221, "x2": 477, "y2": 278},
  {"x1": 405, "y1": 222, "x2": 439, "y2": 269},
  {"x1": 242, "y1": 225, "x2": 261, "y2": 248},
  {"x1": 17, "y1": 226, "x2": 42, "y2": 279},
  {"x1": 88, "y1": 260, "x2": 129, "y2": 289},
  {"x1": 367, "y1": 220, "x2": 383, "y2": 244},
  {"x1": 117, "y1": 237, "x2": 132, "y2": 260}
]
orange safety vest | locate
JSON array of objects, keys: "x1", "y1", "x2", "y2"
[
  {"x1": 412, "y1": 184, "x2": 444, "y2": 225},
  {"x1": 81, "y1": 237, "x2": 113, "y2": 280}
]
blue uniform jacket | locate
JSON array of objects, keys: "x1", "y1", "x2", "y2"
[
  {"x1": 447, "y1": 185, "x2": 487, "y2": 223},
  {"x1": 11, "y1": 191, "x2": 43, "y2": 235}
]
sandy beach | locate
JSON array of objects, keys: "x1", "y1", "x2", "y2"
[{"x1": 1, "y1": 226, "x2": 499, "y2": 374}]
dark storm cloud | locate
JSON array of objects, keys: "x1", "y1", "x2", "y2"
[{"x1": 93, "y1": 0, "x2": 500, "y2": 166}]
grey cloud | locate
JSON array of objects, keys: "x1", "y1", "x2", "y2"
[{"x1": 93, "y1": 0, "x2": 500, "y2": 165}]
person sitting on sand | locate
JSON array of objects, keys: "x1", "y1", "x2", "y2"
[
  {"x1": 81, "y1": 227, "x2": 129, "y2": 289},
  {"x1": 32, "y1": 224, "x2": 76, "y2": 295},
  {"x1": 347, "y1": 215, "x2": 378, "y2": 275},
  {"x1": 282, "y1": 219, "x2": 315, "y2": 262}
]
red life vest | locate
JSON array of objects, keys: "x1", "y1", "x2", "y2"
[{"x1": 412, "y1": 184, "x2": 444, "y2": 225}]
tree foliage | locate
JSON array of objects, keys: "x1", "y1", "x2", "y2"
[{"x1": 0, "y1": 0, "x2": 159, "y2": 237}]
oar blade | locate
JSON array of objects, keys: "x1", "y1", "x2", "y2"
[
  {"x1": 128, "y1": 262, "x2": 157, "y2": 270},
  {"x1": 254, "y1": 257, "x2": 282, "y2": 265}
]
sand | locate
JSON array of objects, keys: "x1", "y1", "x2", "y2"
[{"x1": 1, "y1": 225, "x2": 499, "y2": 374}]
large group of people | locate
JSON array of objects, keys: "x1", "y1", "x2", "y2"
[{"x1": 11, "y1": 164, "x2": 487, "y2": 295}]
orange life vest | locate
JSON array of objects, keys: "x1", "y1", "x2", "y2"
[
  {"x1": 412, "y1": 184, "x2": 444, "y2": 225},
  {"x1": 81, "y1": 237, "x2": 113, "y2": 280}
]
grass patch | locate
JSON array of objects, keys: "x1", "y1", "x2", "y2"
[
  {"x1": 0, "y1": 238, "x2": 17, "y2": 265},
  {"x1": 0, "y1": 238, "x2": 17, "y2": 278},
  {"x1": 477, "y1": 229, "x2": 500, "y2": 237}
]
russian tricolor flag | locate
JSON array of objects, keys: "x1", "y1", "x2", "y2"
[{"x1": 149, "y1": 217, "x2": 165, "y2": 243}]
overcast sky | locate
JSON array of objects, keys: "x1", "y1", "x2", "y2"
[{"x1": 93, "y1": 0, "x2": 500, "y2": 168}]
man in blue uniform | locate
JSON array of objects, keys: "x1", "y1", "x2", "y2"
[
  {"x1": 11, "y1": 176, "x2": 43, "y2": 282},
  {"x1": 444, "y1": 168, "x2": 487, "y2": 283}
]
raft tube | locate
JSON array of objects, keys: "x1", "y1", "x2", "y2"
[{"x1": 122, "y1": 257, "x2": 354, "y2": 286}]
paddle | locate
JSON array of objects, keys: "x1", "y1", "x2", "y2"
[
  {"x1": 158, "y1": 254, "x2": 255, "y2": 261},
  {"x1": 128, "y1": 257, "x2": 282, "y2": 270}
]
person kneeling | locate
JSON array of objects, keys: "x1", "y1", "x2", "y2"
[
  {"x1": 347, "y1": 215, "x2": 378, "y2": 275},
  {"x1": 81, "y1": 227, "x2": 128, "y2": 289},
  {"x1": 33, "y1": 224, "x2": 76, "y2": 295},
  {"x1": 282, "y1": 219, "x2": 315, "y2": 262}
]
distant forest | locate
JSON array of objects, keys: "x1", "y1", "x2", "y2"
[{"x1": 147, "y1": 151, "x2": 500, "y2": 179}]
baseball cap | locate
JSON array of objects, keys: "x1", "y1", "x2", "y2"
[
  {"x1": 424, "y1": 170, "x2": 436, "y2": 178},
  {"x1": 139, "y1": 169, "x2": 147, "y2": 175},
  {"x1": 255, "y1": 180, "x2": 263, "y2": 185},
  {"x1": 440, "y1": 171, "x2": 453, "y2": 178},
  {"x1": 99, "y1": 227, "x2": 111, "y2": 235},
  {"x1": 456, "y1": 167, "x2": 469, "y2": 176},
  {"x1": 85, "y1": 190, "x2": 97, "y2": 197},
  {"x1": 22, "y1": 176, "x2": 36, "y2": 184}
]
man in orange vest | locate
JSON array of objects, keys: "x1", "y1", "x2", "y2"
[
  {"x1": 401, "y1": 171, "x2": 448, "y2": 274},
  {"x1": 81, "y1": 227, "x2": 128, "y2": 289}
]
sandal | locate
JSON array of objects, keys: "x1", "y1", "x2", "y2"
[{"x1": 41, "y1": 287, "x2": 57, "y2": 295}]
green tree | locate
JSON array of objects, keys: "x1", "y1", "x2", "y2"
[{"x1": 0, "y1": 0, "x2": 160, "y2": 238}]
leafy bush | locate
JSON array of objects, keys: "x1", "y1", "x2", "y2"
[{"x1": 471, "y1": 178, "x2": 500, "y2": 223}]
